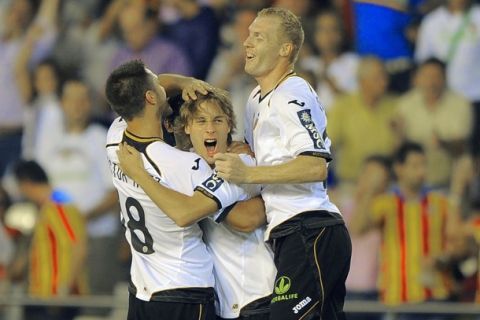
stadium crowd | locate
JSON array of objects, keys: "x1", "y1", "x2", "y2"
[{"x1": 0, "y1": 0, "x2": 480, "y2": 319}]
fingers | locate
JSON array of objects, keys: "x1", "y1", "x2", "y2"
[{"x1": 182, "y1": 80, "x2": 214, "y2": 101}]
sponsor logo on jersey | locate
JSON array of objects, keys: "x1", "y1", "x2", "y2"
[
  {"x1": 297, "y1": 109, "x2": 325, "y2": 150},
  {"x1": 202, "y1": 172, "x2": 224, "y2": 192},
  {"x1": 288, "y1": 99, "x2": 305, "y2": 107},
  {"x1": 271, "y1": 276, "x2": 299, "y2": 303},
  {"x1": 292, "y1": 296, "x2": 312, "y2": 314}
]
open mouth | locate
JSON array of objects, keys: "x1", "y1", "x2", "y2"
[
  {"x1": 204, "y1": 139, "x2": 217, "y2": 156},
  {"x1": 246, "y1": 52, "x2": 255, "y2": 61}
]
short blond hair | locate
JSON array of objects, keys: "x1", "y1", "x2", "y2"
[
  {"x1": 176, "y1": 88, "x2": 236, "y2": 145},
  {"x1": 258, "y1": 7, "x2": 304, "y2": 63}
]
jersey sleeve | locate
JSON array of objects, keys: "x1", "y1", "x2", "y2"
[
  {"x1": 271, "y1": 88, "x2": 332, "y2": 161},
  {"x1": 194, "y1": 168, "x2": 257, "y2": 212}
]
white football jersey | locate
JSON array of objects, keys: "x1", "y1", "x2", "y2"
[
  {"x1": 106, "y1": 118, "x2": 247, "y2": 301},
  {"x1": 201, "y1": 155, "x2": 276, "y2": 318},
  {"x1": 244, "y1": 76, "x2": 341, "y2": 240}
]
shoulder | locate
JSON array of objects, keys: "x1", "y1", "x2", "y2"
[
  {"x1": 444, "y1": 90, "x2": 470, "y2": 106},
  {"x1": 422, "y1": 6, "x2": 449, "y2": 25},
  {"x1": 338, "y1": 52, "x2": 360, "y2": 65},
  {"x1": 397, "y1": 90, "x2": 420, "y2": 110},
  {"x1": 107, "y1": 117, "x2": 126, "y2": 145},
  {"x1": 271, "y1": 76, "x2": 319, "y2": 106},
  {"x1": 146, "y1": 142, "x2": 204, "y2": 167}
]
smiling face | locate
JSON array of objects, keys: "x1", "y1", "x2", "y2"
[
  {"x1": 185, "y1": 101, "x2": 231, "y2": 165},
  {"x1": 243, "y1": 15, "x2": 284, "y2": 78}
]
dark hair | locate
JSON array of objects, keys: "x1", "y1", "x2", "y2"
[
  {"x1": 365, "y1": 155, "x2": 391, "y2": 170},
  {"x1": 105, "y1": 60, "x2": 155, "y2": 121},
  {"x1": 393, "y1": 142, "x2": 424, "y2": 164},
  {"x1": 418, "y1": 57, "x2": 447, "y2": 74},
  {"x1": 13, "y1": 160, "x2": 49, "y2": 184}
]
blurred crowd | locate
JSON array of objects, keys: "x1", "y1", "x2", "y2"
[{"x1": 0, "y1": 0, "x2": 480, "y2": 319}]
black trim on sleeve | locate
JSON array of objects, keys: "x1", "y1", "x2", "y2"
[
  {"x1": 194, "y1": 186, "x2": 222, "y2": 210},
  {"x1": 106, "y1": 143, "x2": 120, "y2": 148},
  {"x1": 299, "y1": 150, "x2": 333, "y2": 162},
  {"x1": 214, "y1": 202, "x2": 237, "y2": 223}
]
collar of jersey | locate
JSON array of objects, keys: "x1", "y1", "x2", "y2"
[
  {"x1": 124, "y1": 129, "x2": 163, "y2": 143},
  {"x1": 257, "y1": 71, "x2": 296, "y2": 103}
]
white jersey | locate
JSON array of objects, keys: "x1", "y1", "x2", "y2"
[
  {"x1": 201, "y1": 155, "x2": 276, "y2": 318},
  {"x1": 106, "y1": 117, "x2": 248, "y2": 302},
  {"x1": 245, "y1": 76, "x2": 341, "y2": 240}
]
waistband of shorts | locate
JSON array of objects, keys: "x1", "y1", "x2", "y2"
[
  {"x1": 268, "y1": 210, "x2": 344, "y2": 239},
  {"x1": 240, "y1": 294, "x2": 271, "y2": 316},
  {"x1": 129, "y1": 281, "x2": 215, "y2": 303}
]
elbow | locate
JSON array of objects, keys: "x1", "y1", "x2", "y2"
[
  {"x1": 231, "y1": 216, "x2": 264, "y2": 233},
  {"x1": 174, "y1": 215, "x2": 196, "y2": 228}
]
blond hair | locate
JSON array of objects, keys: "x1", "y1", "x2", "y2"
[{"x1": 258, "y1": 7, "x2": 304, "y2": 63}]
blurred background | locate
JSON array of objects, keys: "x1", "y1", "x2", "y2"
[{"x1": 0, "y1": 0, "x2": 480, "y2": 319}]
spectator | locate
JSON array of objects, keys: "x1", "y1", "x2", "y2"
[
  {"x1": 36, "y1": 80, "x2": 120, "y2": 296},
  {"x1": 111, "y1": 2, "x2": 192, "y2": 76},
  {"x1": 344, "y1": 156, "x2": 391, "y2": 320},
  {"x1": 352, "y1": 0, "x2": 425, "y2": 92},
  {"x1": 328, "y1": 56, "x2": 398, "y2": 183},
  {"x1": 415, "y1": 0, "x2": 480, "y2": 157},
  {"x1": 397, "y1": 58, "x2": 472, "y2": 188},
  {"x1": 0, "y1": 0, "x2": 59, "y2": 177},
  {"x1": 207, "y1": 6, "x2": 257, "y2": 140},
  {"x1": 164, "y1": 0, "x2": 220, "y2": 79},
  {"x1": 20, "y1": 58, "x2": 63, "y2": 160},
  {"x1": 351, "y1": 143, "x2": 459, "y2": 315},
  {"x1": 300, "y1": 9, "x2": 359, "y2": 109},
  {"x1": 12, "y1": 159, "x2": 87, "y2": 320}
]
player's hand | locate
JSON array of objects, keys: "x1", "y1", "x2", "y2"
[
  {"x1": 214, "y1": 153, "x2": 250, "y2": 183},
  {"x1": 227, "y1": 141, "x2": 254, "y2": 157},
  {"x1": 181, "y1": 78, "x2": 214, "y2": 101},
  {"x1": 117, "y1": 143, "x2": 147, "y2": 181}
]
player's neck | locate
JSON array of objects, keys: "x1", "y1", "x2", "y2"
[
  {"x1": 127, "y1": 117, "x2": 164, "y2": 140},
  {"x1": 256, "y1": 64, "x2": 294, "y2": 97}
]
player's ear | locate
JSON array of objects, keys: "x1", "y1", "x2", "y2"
[
  {"x1": 145, "y1": 90, "x2": 156, "y2": 105},
  {"x1": 184, "y1": 122, "x2": 191, "y2": 135},
  {"x1": 280, "y1": 43, "x2": 293, "y2": 59}
]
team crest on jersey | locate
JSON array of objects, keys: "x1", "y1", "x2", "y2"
[
  {"x1": 202, "y1": 172, "x2": 224, "y2": 192},
  {"x1": 297, "y1": 109, "x2": 325, "y2": 150}
]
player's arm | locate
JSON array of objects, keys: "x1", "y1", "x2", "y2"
[
  {"x1": 157, "y1": 74, "x2": 214, "y2": 101},
  {"x1": 223, "y1": 196, "x2": 266, "y2": 233},
  {"x1": 117, "y1": 143, "x2": 218, "y2": 227},
  {"x1": 215, "y1": 153, "x2": 327, "y2": 184}
]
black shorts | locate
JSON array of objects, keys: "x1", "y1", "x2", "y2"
[
  {"x1": 216, "y1": 295, "x2": 271, "y2": 320},
  {"x1": 269, "y1": 224, "x2": 351, "y2": 320},
  {"x1": 128, "y1": 293, "x2": 216, "y2": 320}
]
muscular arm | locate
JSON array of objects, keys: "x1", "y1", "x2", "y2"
[
  {"x1": 215, "y1": 153, "x2": 327, "y2": 184},
  {"x1": 224, "y1": 196, "x2": 266, "y2": 233}
]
